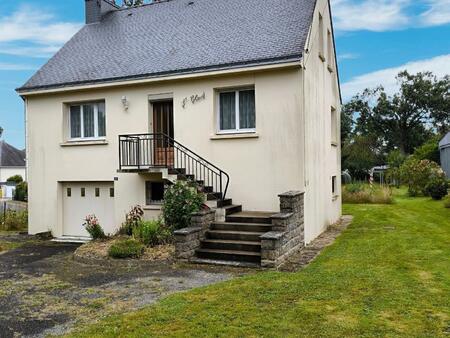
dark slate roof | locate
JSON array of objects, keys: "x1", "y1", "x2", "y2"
[
  {"x1": 0, "y1": 141, "x2": 26, "y2": 167},
  {"x1": 18, "y1": 0, "x2": 316, "y2": 91}
]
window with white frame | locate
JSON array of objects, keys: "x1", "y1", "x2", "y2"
[
  {"x1": 331, "y1": 107, "x2": 338, "y2": 144},
  {"x1": 69, "y1": 102, "x2": 106, "y2": 140},
  {"x1": 217, "y1": 88, "x2": 255, "y2": 133},
  {"x1": 318, "y1": 13, "x2": 325, "y2": 61}
]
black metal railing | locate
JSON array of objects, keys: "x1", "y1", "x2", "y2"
[{"x1": 119, "y1": 133, "x2": 230, "y2": 200}]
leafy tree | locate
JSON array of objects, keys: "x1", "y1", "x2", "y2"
[
  {"x1": 340, "y1": 105, "x2": 354, "y2": 146},
  {"x1": 343, "y1": 71, "x2": 449, "y2": 154},
  {"x1": 6, "y1": 175, "x2": 23, "y2": 184},
  {"x1": 386, "y1": 149, "x2": 406, "y2": 187},
  {"x1": 342, "y1": 135, "x2": 381, "y2": 180},
  {"x1": 122, "y1": 0, "x2": 145, "y2": 7},
  {"x1": 0, "y1": 126, "x2": 3, "y2": 138},
  {"x1": 412, "y1": 135, "x2": 441, "y2": 164}
]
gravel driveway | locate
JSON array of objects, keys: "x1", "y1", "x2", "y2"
[{"x1": 0, "y1": 233, "x2": 242, "y2": 338}]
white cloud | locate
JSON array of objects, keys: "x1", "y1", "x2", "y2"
[
  {"x1": 338, "y1": 53, "x2": 359, "y2": 61},
  {"x1": 0, "y1": 62, "x2": 37, "y2": 71},
  {"x1": 331, "y1": 0, "x2": 450, "y2": 32},
  {"x1": 0, "y1": 5, "x2": 82, "y2": 58},
  {"x1": 331, "y1": 0, "x2": 411, "y2": 32},
  {"x1": 341, "y1": 54, "x2": 450, "y2": 101},
  {"x1": 420, "y1": 0, "x2": 450, "y2": 26}
]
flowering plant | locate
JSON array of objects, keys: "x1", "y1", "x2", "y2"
[{"x1": 83, "y1": 214, "x2": 106, "y2": 240}]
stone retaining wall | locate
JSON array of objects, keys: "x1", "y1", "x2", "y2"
[
  {"x1": 261, "y1": 191, "x2": 305, "y2": 268},
  {"x1": 174, "y1": 209, "x2": 215, "y2": 260}
]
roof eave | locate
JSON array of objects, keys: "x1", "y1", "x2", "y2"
[{"x1": 17, "y1": 55, "x2": 302, "y2": 95}]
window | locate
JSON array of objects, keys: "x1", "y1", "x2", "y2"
[
  {"x1": 318, "y1": 13, "x2": 325, "y2": 61},
  {"x1": 81, "y1": 188, "x2": 86, "y2": 197},
  {"x1": 146, "y1": 181, "x2": 165, "y2": 205},
  {"x1": 327, "y1": 29, "x2": 334, "y2": 71},
  {"x1": 331, "y1": 107, "x2": 337, "y2": 144},
  {"x1": 69, "y1": 102, "x2": 106, "y2": 140},
  {"x1": 95, "y1": 188, "x2": 100, "y2": 197},
  {"x1": 67, "y1": 188, "x2": 71, "y2": 197},
  {"x1": 110, "y1": 188, "x2": 115, "y2": 198},
  {"x1": 217, "y1": 88, "x2": 255, "y2": 133},
  {"x1": 332, "y1": 176, "x2": 337, "y2": 196}
]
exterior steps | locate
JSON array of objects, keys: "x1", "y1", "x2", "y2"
[
  {"x1": 196, "y1": 248, "x2": 261, "y2": 263},
  {"x1": 195, "y1": 210, "x2": 276, "y2": 265}
]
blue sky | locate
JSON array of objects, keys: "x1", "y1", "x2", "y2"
[{"x1": 0, "y1": 0, "x2": 449, "y2": 149}]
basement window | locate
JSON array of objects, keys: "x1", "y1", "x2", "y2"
[
  {"x1": 145, "y1": 181, "x2": 165, "y2": 205},
  {"x1": 217, "y1": 87, "x2": 256, "y2": 133},
  {"x1": 69, "y1": 101, "x2": 106, "y2": 140}
]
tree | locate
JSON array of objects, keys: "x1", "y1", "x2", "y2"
[
  {"x1": 340, "y1": 104, "x2": 354, "y2": 146},
  {"x1": 412, "y1": 135, "x2": 441, "y2": 164},
  {"x1": 343, "y1": 71, "x2": 449, "y2": 155},
  {"x1": 342, "y1": 135, "x2": 381, "y2": 180},
  {"x1": 122, "y1": 0, "x2": 145, "y2": 7},
  {"x1": 0, "y1": 126, "x2": 3, "y2": 138}
]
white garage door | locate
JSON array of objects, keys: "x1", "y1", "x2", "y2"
[{"x1": 63, "y1": 182, "x2": 115, "y2": 237}]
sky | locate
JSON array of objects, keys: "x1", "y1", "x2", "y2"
[{"x1": 0, "y1": 0, "x2": 449, "y2": 149}]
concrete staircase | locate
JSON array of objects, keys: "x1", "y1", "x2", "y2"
[{"x1": 194, "y1": 211, "x2": 275, "y2": 266}]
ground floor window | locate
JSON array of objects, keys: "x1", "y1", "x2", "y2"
[
  {"x1": 217, "y1": 87, "x2": 255, "y2": 133},
  {"x1": 146, "y1": 181, "x2": 165, "y2": 205},
  {"x1": 332, "y1": 176, "x2": 337, "y2": 196}
]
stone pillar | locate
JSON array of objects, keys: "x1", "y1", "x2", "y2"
[
  {"x1": 261, "y1": 191, "x2": 305, "y2": 268},
  {"x1": 174, "y1": 209, "x2": 215, "y2": 260}
]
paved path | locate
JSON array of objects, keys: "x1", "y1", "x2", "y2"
[{"x1": 0, "y1": 235, "x2": 239, "y2": 338}]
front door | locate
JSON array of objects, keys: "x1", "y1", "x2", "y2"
[{"x1": 152, "y1": 101, "x2": 174, "y2": 167}]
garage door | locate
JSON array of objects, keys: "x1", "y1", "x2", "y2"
[{"x1": 63, "y1": 182, "x2": 115, "y2": 237}]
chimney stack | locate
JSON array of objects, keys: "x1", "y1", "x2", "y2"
[{"x1": 85, "y1": 0, "x2": 119, "y2": 24}]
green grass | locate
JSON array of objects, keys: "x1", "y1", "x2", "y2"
[{"x1": 67, "y1": 189, "x2": 450, "y2": 338}]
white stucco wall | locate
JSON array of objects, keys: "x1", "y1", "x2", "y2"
[
  {"x1": 24, "y1": 68, "x2": 307, "y2": 236},
  {"x1": 302, "y1": 0, "x2": 342, "y2": 242}
]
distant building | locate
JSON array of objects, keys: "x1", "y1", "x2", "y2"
[
  {"x1": 0, "y1": 140, "x2": 26, "y2": 199},
  {"x1": 439, "y1": 132, "x2": 450, "y2": 178}
]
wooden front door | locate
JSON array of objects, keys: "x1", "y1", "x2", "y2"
[{"x1": 153, "y1": 101, "x2": 174, "y2": 167}]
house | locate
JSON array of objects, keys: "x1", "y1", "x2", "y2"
[
  {"x1": 0, "y1": 140, "x2": 26, "y2": 199},
  {"x1": 17, "y1": 0, "x2": 341, "y2": 265},
  {"x1": 440, "y1": 132, "x2": 450, "y2": 178}
]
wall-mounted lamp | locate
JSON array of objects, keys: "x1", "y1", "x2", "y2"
[{"x1": 121, "y1": 96, "x2": 129, "y2": 111}]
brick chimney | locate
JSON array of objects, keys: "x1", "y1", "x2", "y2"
[{"x1": 85, "y1": 0, "x2": 120, "y2": 24}]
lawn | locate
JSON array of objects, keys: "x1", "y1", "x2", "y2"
[{"x1": 67, "y1": 189, "x2": 450, "y2": 338}]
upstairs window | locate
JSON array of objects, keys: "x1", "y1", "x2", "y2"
[
  {"x1": 318, "y1": 13, "x2": 325, "y2": 61},
  {"x1": 217, "y1": 88, "x2": 255, "y2": 133},
  {"x1": 327, "y1": 29, "x2": 334, "y2": 71},
  {"x1": 69, "y1": 102, "x2": 106, "y2": 140},
  {"x1": 331, "y1": 107, "x2": 338, "y2": 144}
]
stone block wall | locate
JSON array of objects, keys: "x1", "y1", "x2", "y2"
[
  {"x1": 174, "y1": 209, "x2": 215, "y2": 260},
  {"x1": 261, "y1": 191, "x2": 305, "y2": 268}
]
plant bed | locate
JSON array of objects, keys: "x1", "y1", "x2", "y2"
[{"x1": 73, "y1": 237, "x2": 175, "y2": 267}]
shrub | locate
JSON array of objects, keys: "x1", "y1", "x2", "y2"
[
  {"x1": 162, "y1": 181, "x2": 204, "y2": 230},
  {"x1": 342, "y1": 184, "x2": 393, "y2": 204},
  {"x1": 444, "y1": 196, "x2": 450, "y2": 208},
  {"x1": 83, "y1": 214, "x2": 106, "y2": 240},
  {"x1": 0, "y1": 210, "x2": 28, "y2": 231},
  {"x1": 119, "y1": 205, "x2": 144, "y2": 236},
  {"x1": 108, "y1": 239, "x2": 145, "y2": 259},
  {"x1": 6, "y1": 175, "x2": 23, "y2": 184},
  {"x1": 424, "y1": 172, "x2": 448, "y2": 200},
  {"x1": 400, "y1": 158, "x2": 442, "y2": 197},
  {"x1": 133, "y1": 219, "x2": 172, "y2": 246},
  {"x1": 13, "y1": 182, "x2": 27, "y2": 202},
  {"x1": 412, "y1": 136, "x2": 441, "y2": 164},
  {"x1": 345, "y1": 182, "x2": 364, "y2": 194}
]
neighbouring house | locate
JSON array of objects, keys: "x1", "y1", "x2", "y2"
[
  {"x1": 0, "y1": 140, "x2": 26, "y2": 199},
  {"x1": 17, "y1": 0, "x2": 341, "y2": 266},
  {"x1": 440, "y1": 132, "x2": 450, "y2": 178}
]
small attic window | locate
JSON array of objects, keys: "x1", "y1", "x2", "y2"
[{"x1": 318, "y1": 13, "x2": 325, "y2": 62}]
